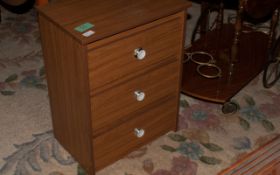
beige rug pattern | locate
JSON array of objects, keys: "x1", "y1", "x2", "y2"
[{"x1": 0, "y1": 4, "x2": 280, "y2": 175}]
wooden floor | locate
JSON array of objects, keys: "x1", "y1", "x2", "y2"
[{"x1": 219, "y1": 136, "x2": 280, "y2": 175}]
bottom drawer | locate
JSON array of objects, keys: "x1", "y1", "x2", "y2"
[{"x1": 93, "y1": 95, "x2": 178, "y2": 170}]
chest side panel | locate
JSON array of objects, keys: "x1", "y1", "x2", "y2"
[{"x1": 38, "y1": 15, "x2": 94, "y2": 174}]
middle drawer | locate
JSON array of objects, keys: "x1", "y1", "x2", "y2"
[{"x1": 91, "y1": 61, "x2": 180, "y2": 134}]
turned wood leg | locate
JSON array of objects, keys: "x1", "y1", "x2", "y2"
[
  {"x1": 199, "y1": 2, "x2": 210, "y2": 38},
  {"x1": 216, "y1": 2, "x2": 224, "y2": 30},
  {"x1": 268, "y1": 9, "x2": 280, "y2": 50},
  {"x1": 231, "y1": 0, "x2": 245, "y2": 63}
]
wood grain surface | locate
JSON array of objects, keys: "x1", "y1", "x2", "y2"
[
  {"x1": 219, "y1": 136, "x2": 280, "y2": 175},
  {"x1": 36, "y1": 0, "x2": 191, "y2": 44},
  {"x1": 38, "y1": 15, "x2": 94, "y2": 174},
  {"x1": 91, "y1": 61, "x2": 181, "y2": 136},
  {"x1": 37, "y1": 0, "x2": 188, "y2": 174},
  {"x1": 87, "y1": 13, "x2": 183, "y2": 91},
  {"x1": 93, "y1": 95, "x2": 178, "y2": 170}
]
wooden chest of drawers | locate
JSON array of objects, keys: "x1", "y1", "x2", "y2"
[{"x1": 37, "y1": 0, "x2": 191, "y2": 174}]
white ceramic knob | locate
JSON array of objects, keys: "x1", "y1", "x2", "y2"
[
  {"x1": 134, "y1": 48, "x2": 146, "y2": 60},
  {"x1": 134, "y1": 128, "x2": 145, "y2": 138},
  {"x1": 134, "y1": 91, "x2": 145, "y2": 101}
]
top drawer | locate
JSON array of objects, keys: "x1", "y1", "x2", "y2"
[{"x1": 87, "y1": 12, "x2": 184, "y2": 92}]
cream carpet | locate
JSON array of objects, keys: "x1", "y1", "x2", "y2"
[{"x1": 0, "y1": 3, "x2": 280, "y2": 175}]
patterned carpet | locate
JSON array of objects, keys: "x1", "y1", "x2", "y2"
[{"x1": 0, "y1": 3, "x2": 280, "y2": 175}]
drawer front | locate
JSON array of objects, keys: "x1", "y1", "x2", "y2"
[
  {"x1": 92, "y1": 96, "x2": 178, "y2": 170},
  {"x1": 91, "y1": 61, "x2": 180, "y2": 134},
  {"x1": 87, "y1": 15, "x2": 183, "y2": 91}
]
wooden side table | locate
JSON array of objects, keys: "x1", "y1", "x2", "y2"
[{"x1": 182, "y1": 0, "x2": 279, "y2": 111}]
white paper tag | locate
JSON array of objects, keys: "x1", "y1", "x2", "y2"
[{"x1": 82, "y1": 30, "x2": 95, "y2": 37}]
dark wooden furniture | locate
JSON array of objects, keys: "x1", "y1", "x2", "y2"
[
  {"x1": 36, "y1": 0, "x2": 191, "y2": 174},
  {"x1": 182, "y1": 24, "x2": 269, "y2": 103},
  {"x1": 182, "y1": 0, "x2": 279, "y2": 104},
  {"x1": 191, "y1": 0, "x2": 225, "y2": 43}
]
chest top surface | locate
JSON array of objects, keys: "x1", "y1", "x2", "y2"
[{"x1": 37, "y1": 0, "x2": 191, "y2": 45}]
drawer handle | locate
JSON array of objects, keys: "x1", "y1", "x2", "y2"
[
  {"x1": 134, "y1": 48, "x2": 146, "y2": 60},
  {"x1": 134, "y1": 90, "x2": 145, "y2": 101},
  {"x1": 134, "y1": 128, "x2": 145, "y2": 138}
]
